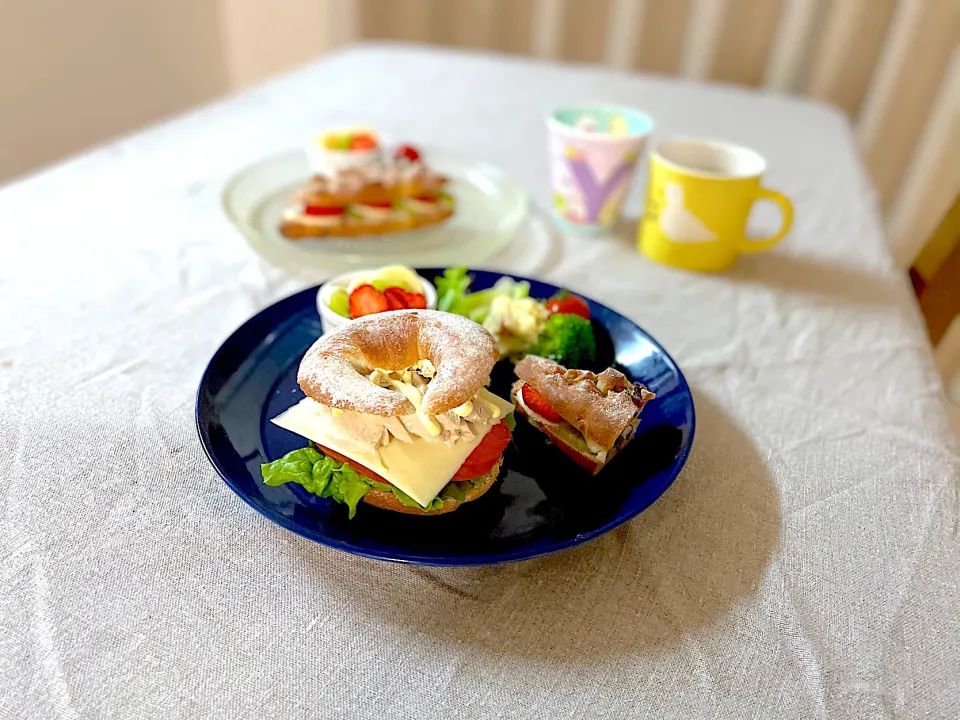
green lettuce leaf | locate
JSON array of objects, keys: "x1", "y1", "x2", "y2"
[
  {"x1": 435, "y1": 266, "x2": 471, "y2": 313},
  {"x1": 261, "y1": 448, "x2": 373, "y2": 519},
  {"x1": 435, "y1": 267, "x2": 532, "y2": 324}
]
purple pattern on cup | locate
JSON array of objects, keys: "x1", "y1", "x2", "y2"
[{"x1": 566, "y1": 153, "x2": 635, "y2": 223}]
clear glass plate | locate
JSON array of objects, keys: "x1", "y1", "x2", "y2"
[{"x1": 222, "y1": 148, "x2": 529, "y2": 274}]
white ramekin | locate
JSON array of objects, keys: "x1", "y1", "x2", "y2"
[{"x1": 316, "y1": 269, "x2": 438, "y2": 334}]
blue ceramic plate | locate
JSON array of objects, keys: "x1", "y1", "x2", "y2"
[{"x1": 196, "y1": 270, "x2": 695, "y2": 566}]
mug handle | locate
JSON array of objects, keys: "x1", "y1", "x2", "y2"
[{"x1": 739, "y1": 188, "x2": 793, "y2": 253}]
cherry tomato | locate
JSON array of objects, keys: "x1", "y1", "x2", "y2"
[{"x1": 545, "y1": 292, "x2": 590, "y2": 319}]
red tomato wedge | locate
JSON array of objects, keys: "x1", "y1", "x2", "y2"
[
  {"x1": 520, "y1": 384, "x2": 563, "y2": 423},
  {"x1": 315, "y1": 443, "x2": 391, "y2": 485},
  {"x1": 451, "y1": 421, "x2": 511, "y2": 481}
]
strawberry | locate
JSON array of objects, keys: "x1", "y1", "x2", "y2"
[
  {"x1": 348, "y1": 285, "x2": 389, "y2": 318},
  {"x1": 383, "y1": 286, "x2": 409, "y2": 311},
  {"x1": 394, "y1": 144, "x2": 421, "y2": 163},
  {"x1": 403, "y1": 291, "x2": 427, "y2": 309},
  {"x1": 381, "y1": 286, "x2": 427, "y2": 311},
  {"x1": 349, "y1": 133, "x2": 378, "y2": 151},
  {"x1": 520, "y1": 384, "x2": 563, "y2": 423}
]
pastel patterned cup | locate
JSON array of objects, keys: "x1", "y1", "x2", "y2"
[{"x1": 547, "y1": 106, "x2": 654, "y2": 231}]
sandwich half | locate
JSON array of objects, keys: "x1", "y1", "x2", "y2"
[{"x1": 511, "y1": 355, "x2": 654, "y2": 475}]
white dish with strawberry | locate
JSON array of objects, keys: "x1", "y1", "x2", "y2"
[
  {"x1": 316, "y1": 265, "x2": 438, "y2": 334},
  {"x1": 221, "y1": 143, "x2": 529, "y2": 274},
  {"x1": 281, "y1": 128, "x2": 454, "y2": 240}
]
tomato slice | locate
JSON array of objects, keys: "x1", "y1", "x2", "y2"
[
  {"x1": 520, "y1": 384, "x2": 563, "y2": 423},
  {"x1": 304, "y1": 205, "x2": 345, "y2": 216},
  {"x1": 315, "y1": 443, "x2": 391, "y2": 486},
  {"x1": 451, "y1": 421, "x2": 511, "y2": 481}
]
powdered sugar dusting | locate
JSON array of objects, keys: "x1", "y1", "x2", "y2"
[
  {"x1": 514, "y1": 355, "x2": 655, "y2": 448},
  {"x1": 298, "y1": 310, "x2": 498, "y2": 416}
]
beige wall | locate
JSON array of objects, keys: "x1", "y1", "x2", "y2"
[
  {"x1": 0, "y1": 0, "x2": 335, "y2": 185},
  {"x1": 0, "y1": 0, "x2": 228, "y2": 183}
]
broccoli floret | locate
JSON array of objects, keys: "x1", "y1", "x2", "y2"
[{"x1": 529, "y1": 313, "x2": 596, "y2": 368}]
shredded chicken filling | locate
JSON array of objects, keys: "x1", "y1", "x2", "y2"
[{"x1": 310, "y1": 359, "x2": 502, "y2": 453}]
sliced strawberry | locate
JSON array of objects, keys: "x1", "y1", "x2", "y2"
[
  {"x1": 520, "y1": 384, "x2": 563, "y2": 423},
  {"x1": 403, "y1": 291, "x2": 427, "y2": 309},
  {"x1": 394, "y1": 144, "x2": 421, "y2": 163},
  {"x1": 349, "y1": 133, "x2": 378, "y2": 151},
  {"x1": 304, "y1": 205, "x2": 345, "y2": 216},
  {"x1": 452, "y1": 421, "x2": 511, "y2": 481},
  {"x1": 348, "y1": 284, "x2": 389, "y2": 318},
  {"x1": 383, "y1": 286, "x2": 409, "y2": 310}
]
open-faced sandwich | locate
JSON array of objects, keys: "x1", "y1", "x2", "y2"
[
  {"x1": 261, "y1": 310, "x2": 514, "y2": 517},
  {"x1": 280, "y1": 128, "x2": 454, "y2": 239},
  {"x1": 511, "y1": 355, "x2": 654, "y2": 475}
]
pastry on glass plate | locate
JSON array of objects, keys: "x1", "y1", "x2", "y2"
[
  {"x1": 280, "y1": 128, "x2": 455, "y2": 239},
  {"x1": 511, "y1": 355, "x2": 654, "y2": 475}
]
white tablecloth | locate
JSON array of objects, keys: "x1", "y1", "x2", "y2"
[{"x1": 2, "y1": 45, "x2": 957, "y2": 719}]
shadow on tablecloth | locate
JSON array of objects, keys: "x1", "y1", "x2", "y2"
[
  {"x1": 296, "y1": 390, "x2": 781, "y2": 665},
  {"x1": 607, "y1": 215, "x2": 904, "y2": 311}
]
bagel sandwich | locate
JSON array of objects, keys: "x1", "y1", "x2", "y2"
[
  {"x1": 261, "y1": 310, "x2": 515, "y2": 517},
  {"x1": 511, "y1": 355, "x2": 654, "y2": 475}
]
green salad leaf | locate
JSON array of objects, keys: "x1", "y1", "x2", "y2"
[
  {"x1": 435, "y1": 267, "x2": 531, "y2": 323},
  {"x1": 261, "y1": 447, "x2": 370, "y2": 519}
]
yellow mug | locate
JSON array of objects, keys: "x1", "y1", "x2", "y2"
[{"x1": 638, "y1": 139, "x2": 793, "y2": 272}]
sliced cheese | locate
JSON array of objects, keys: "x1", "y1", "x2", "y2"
[{"x1": 270, "y1": 389, "x2": 514, "y2": 508}]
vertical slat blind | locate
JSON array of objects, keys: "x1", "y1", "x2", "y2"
[
  {"x1": 558, "y1": 0, "x2": 615, "y2": 65},
  {"x1": 857, "y1": 0, "x2": 959, "y2": 209},
  {"x1": 804, "y1": 0, "x2": 897, "y2": 117},
  {"x1": 887, "y1": 47, "x2": 960, "y2": 268},
  {"x1": 634, "y1": 0, "x2": 694, "y2": 75},
  {"x1": 711, "y1": 0, "x2": 784, "y2": 87}
]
